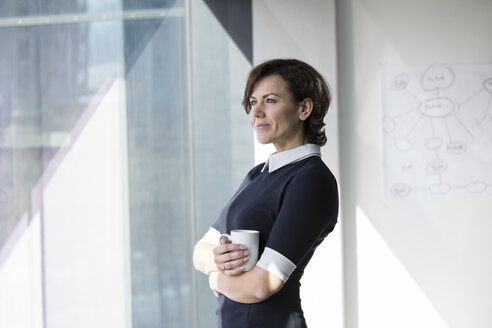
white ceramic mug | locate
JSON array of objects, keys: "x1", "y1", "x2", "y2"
[{"x1": 220, "y1": 230, "x2": 259, "y2": 272}]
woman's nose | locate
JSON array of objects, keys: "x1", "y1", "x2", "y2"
[{"x1": 251, "y1": 103, "x2": 264, "y2": 117}]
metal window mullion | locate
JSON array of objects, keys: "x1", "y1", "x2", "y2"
[{"x1": 0, "y1": 8, "x2": 184, "y2": 27}]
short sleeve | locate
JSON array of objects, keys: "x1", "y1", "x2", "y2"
[
  {"x1": 200, "y1": 227, "x2": 220, "y2": 245},
  {"x1": 258, "y1": 166, "x2": 338, "y2": 281}
]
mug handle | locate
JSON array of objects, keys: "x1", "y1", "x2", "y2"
[{"x1": 219, "y1": 233, "x2": 232, "y2": 244}]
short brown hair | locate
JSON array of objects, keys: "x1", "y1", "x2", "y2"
[{"x1": 242, "y1": 59, "x2": 332, "y2": 146}]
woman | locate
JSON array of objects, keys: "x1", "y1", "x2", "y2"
[{"x1": 193, "y1": 59, "x2": 339, "y2": 327}]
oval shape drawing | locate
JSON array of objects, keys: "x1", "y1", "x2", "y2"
[
  {"x1": 429, "y1": 183, "x2": 451, "y2": 194},
  {"x1": 425, "y1": 137, "x2": 443, "y2": 150},
  {"x1": 421, "y1": 65, "x2": 454, "y2": 91},
  {"x1": 419, "y1": 97, "x2": 455, "y2": 117},
  {"x1": 390, "y1": 73, "x2": 410, "y2": 91},
  {"x1": 395, "y1": 137, "x2": 413, "y2": 151},
  {"x1": 391, "y1": 183, "x2": 411, "y2": 198},
  {"x1": 383, "y1": 116, "x2": 396, "y2": 133},
  {"x1": 446, "y1": 141, "x2": 467, "y2": 155},
  {"x1": 466, "y1": 181, "x2": 488, "y2": 193},
  {"x1": 426, "y1": 159, "x2": 448, "y2": 175},
  {"x1": 483, "y1": 78, "x2": 492, "y2": 95}
]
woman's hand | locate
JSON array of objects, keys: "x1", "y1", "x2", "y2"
[{"x1": 213, "y1": 236, "x2": 250, "y2": 276}]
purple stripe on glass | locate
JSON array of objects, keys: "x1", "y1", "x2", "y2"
[{"x1": 30, "y1": 81, "x2": 113, "y2": 215}]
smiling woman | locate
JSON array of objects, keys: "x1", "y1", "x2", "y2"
[
  {"x1": 243, "y1": 59, "x2": 331, "y2": 147},
  {"x1": 248, "y1": 75, "x2": 310, "y2": 151},
  {"x1": 193, "y1": 59, "x2": 339, "y2": 328}
]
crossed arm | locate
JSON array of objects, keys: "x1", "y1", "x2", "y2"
[{"x1": 192, "y1": 239, "x2": 284, "y2": 304}]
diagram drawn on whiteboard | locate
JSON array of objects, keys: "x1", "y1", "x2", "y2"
[{"x1": 382, "y1": 64, "x2": 492, "y2": 201}]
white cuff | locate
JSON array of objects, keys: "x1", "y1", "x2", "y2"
[
  {"x1": 256, "y1": 247, "x2": 296, "y2": 283},
  {"x1": 200, "y1": 227, "x2": 220, "y2": 246}
]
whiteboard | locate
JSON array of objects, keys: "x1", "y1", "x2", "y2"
[{"x1": 382, "y1": 64, "x2": 492, "y2": 202}]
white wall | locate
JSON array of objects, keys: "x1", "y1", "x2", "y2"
[
  {"x1": 253, "y1": 1, "x2": 343, "y2": 328},
  {"x1": 336, "y1": 1, "x2": 492, "y2": 327}
]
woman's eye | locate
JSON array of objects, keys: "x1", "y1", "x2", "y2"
[
  {"x1": 266, "y1": 98, "x2": 276, "y2": 103},
  {"x1": 250, "y1": 100, "x2": 257, "y2": 106}
]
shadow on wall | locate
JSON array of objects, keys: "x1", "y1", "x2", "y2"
[
  {"x1": 203, "y1": 0, "x2": 252, "y2": 64},
  {"x1": 353, "y1": 130, "x2": 490, "y2": 328}
]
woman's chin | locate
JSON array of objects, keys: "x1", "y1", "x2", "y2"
[{"x1": 255, "y1": 138, "x2": 272, "y2": 145}]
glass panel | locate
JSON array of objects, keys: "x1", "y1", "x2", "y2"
[
  {"x1": 189, "y1": 0, "x2": 254, "y2": 326},
  {"x1": 0, "y1": 18, "x2": 129, "y2": 328},
  {"x1": 0, "y1": 19, "x2": 124, "y2": 246},
  {"x1": 124, "y1": 15, "x2": 192, "y2": 328},
  {"x1": 0, "y1": 0, "x2": 253, "y2": 327}
]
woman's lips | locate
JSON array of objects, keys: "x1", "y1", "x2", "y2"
[{"x1": 255, "y1": 123, "x2": 269, "y2": 130}]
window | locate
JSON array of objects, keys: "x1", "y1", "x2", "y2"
[{"x1": 0, "y1": 1, "x2": 252, "y2": 327}]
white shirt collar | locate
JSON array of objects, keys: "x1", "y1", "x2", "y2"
[{"x1": 261, "y1": 144, "x2": 321, "y2": 173}]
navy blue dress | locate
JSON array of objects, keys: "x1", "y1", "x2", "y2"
[{"x1": 211, "y1": 155, "x2": 339, "y2": 328}]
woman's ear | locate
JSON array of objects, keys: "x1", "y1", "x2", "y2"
[{"x1": 299, "y1": 98, "x2": 313, "y2": 121}]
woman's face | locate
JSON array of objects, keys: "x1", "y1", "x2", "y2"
[{"x1": 249, "y1": 75, "x2": 307, "y2": 152}]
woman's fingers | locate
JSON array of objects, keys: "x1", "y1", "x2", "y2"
[
  {"x1": 223, "y1": 266, "x2": 245, "y2": 276},
  {"x1": 213, "y1": 243, "x2": 245, "y2": 256},
  {"x1": 219, "y1": 257, "x2": 249, "y2": 276},
  {"x1": 223, "y1": 256, "x2": 249, "y2": 269},
  {"x1": 213, "y1": 243, "x2": 249, "y2": 274},
  {"x1": 220, "y1": 236, "x2": 231, "y2": 244},
  {"x1": 214, "y1": 248, "x2": 249, "y2": 264}
]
